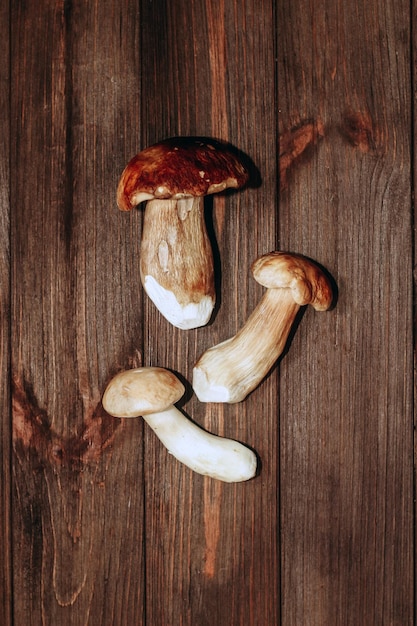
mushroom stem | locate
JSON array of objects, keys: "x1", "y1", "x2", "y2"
[
  {"x1": 143, "y1": 407, "x2": 257, "y2": 483},
  {"x1": 193, "y1": 288, "x2": 300, "y2": 403},
  {"x1": 140, "y1": 197, "x2": 215, "y2": 329}
]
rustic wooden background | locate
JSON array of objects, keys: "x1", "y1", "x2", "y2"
[{"x1": 1, "y1": 0, "x2": 414, "y2": 624}]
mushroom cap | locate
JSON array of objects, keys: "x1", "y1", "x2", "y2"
[
  {"x1": 102, "y1": 367, "x2": 185, "y2": 418},
  {"x1": 117, "y1": 136, "x2": 250, "y2": 211},
  {"x1": 251, "y1": 251, "x2": 333, "y2": 311}
]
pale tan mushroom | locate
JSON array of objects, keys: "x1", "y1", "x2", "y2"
[
  {"x1": 192, "y1": 251, "x2": 334, "y2": 403},
  {"x1": 117, "y1": 137, "x2": 249, "y2": 330},
  {"x1": 102, "y1": 367, "x2": 257, "y2": 482}
]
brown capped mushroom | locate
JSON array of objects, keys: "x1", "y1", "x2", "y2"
[
  {"x1": 102, "y1": 367, "x2": 257, "y2": 482},
  {"x1": 117, "y1": 137, "x2": 249, "y2": 329},
  {"x1": 192, "y1": 251, "x2": 334, "y2": 403}
]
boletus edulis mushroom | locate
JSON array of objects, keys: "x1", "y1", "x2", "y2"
[
  {"x1": 117, "y1": 137, "x2": 249, "y2": 330},
  {"x1": 192, "y1": 251, "x2": 334, "y2": 403},
  {"x1": 102, "y1": 367, "x2": 257, "y2": 482}
]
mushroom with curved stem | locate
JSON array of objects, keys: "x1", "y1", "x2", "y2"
[
  {"x1": 192, "y1": 251, "x2": 334, "y2": 404},
  {"x1": 117, "y1": 137, "x2": 249, "y2": 330},
  {"x1": 102, "y1": 367, "x2": 257, "y2": 483}
]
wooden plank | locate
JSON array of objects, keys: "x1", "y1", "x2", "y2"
[
  {"x1": 11, "y1": 1, "x2": 145, "y2": 622},
  {"x1": 277, "y1": 0, "x2": 414, "y2": 623},
  {"x1": 0, "y1": 0, "x2": 11, "y2": 622},
  {"x1": 138, "y1": 0, "x2": 280, "y2": 623},
  {"x1": 414, "y1": 1, "x2": 417, "y2": 622}
]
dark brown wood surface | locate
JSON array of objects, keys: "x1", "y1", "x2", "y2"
[
  {"x1": 1, "y1": 0, "x2": 11, "y2": 624},
  {"x1": 2, "y1": 0, "x2": 414, "y2": 624},
  {"x1": 277, "y1": 1, "x2": 414, "y2": 623}
]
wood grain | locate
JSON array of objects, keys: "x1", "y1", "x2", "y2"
[
  {"x1": 277, "y1": 0, "x2": 414, "y2": 623},
  {"x1": 3, "y1": 0, "x2": 416, "y2": 624},
  {"x1": 11, "y1": 1, "x2": 145, "y2": 623},
  {"x1": 139, "y1": 1, "x2": 279, "y2": 624},
  {"x1": 0, "y1": 0, "x2": 11, "y2": 623}
]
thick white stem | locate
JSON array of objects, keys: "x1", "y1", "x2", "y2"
[
  {"x1": 193, "y1": 289, "x2": 300, "y2": 403},
  {"x1": 143, "y1": 406, "x2": 257, "y2": 482},
  {"x1": 140, "y1": 197, "x2": 215, "y2": 329}
]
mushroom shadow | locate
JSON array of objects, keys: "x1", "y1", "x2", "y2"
[{"x1": 200, "y1": 138, "x2": 261, "y2": 325}]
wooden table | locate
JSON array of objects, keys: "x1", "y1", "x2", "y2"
[{"x1": 1, "y1": 0, "x2": 414, "y2": 623}]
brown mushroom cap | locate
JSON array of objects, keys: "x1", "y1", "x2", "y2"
[
  {"x1": 117, "y1": 137, "x2": 250, "y2": 211},
  {"x1": 251, "y1": 251, "x2": 333, "y2": 311},
  {"x1": 102, "y1": 367, "x2": 185, "y2": 418}
]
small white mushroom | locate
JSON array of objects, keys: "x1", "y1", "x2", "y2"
[
  {"x1": 102, "y1": 367, "x2": 257, "y2": 483},
  {"x1": 192, "y1": 251, "x2": 334, "y2": 403}
]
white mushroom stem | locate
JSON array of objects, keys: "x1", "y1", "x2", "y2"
[
  {"x1": 140, "y1": 196, "x2": 215, "y2": 330},
  {"x1": 142, "y1": 406, "x2": 257, "y2": 483},
  {"x1": 193, "y1": 288, "x2": 300, "y2": 403}
]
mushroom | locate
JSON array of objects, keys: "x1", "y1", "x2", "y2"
[
  {"x1": 192, "y1": 251, "x2": 334, "y2": 403},
  {"x1": 102, "y1": 366, "x2": 257, "y2": 482},
  {"x1": 117, "y1": 137, "x2": 249, "y2": 330}
]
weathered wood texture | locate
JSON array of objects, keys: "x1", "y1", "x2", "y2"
[
  {"x1": 11, "y1": 1, "x2": 145, "y2": 624},
  {"x1": 278, "y1": 1, "x2": 414, "y2": 624},
  {"x1": 1, "y1": 0, "x2": 11, "y2": 624},
  {"x1": 2, "y1": 0, "x2": 415, "y2": 624},
  {"x1": 138, "y1": 2, "x2": 279, "y2": 624}
]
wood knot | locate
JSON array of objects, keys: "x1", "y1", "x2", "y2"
[
  {"x1": 279, "y1": 119, "x2": 325, "y2": 189},
  {"x1": 340, "y1": 110, "x2": 378, "y2": 152},
  {"x1": 12, "y1": 375, "x2": 122, "y2": 470}
]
